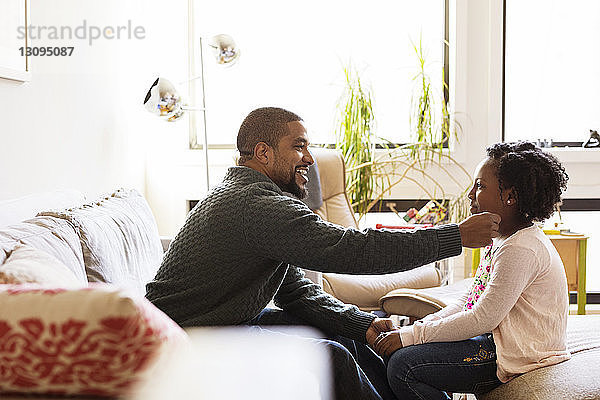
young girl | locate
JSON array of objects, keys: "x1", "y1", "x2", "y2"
[{"x1": 374, "y1": 141, "x2": 571, "y2": 399}]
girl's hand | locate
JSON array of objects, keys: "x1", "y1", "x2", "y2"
[{"x1": 373, "y1": 329, "x2": 403, "y2": 357}]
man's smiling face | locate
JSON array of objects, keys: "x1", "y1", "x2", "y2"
[{"x1": 269, "y1": 120, "x2": 314, "y2": 199}]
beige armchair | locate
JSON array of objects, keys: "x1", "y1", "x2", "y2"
[{"x1": 307, "y1": 148, "x2": 444, "y2": 314}]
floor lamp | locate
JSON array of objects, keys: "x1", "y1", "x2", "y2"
[{"x1": 143, "y1": 34, "x2": 240, "y2": 192}]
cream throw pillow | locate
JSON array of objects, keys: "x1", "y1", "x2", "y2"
[
  {"x1": 39, "y1": 189, "x2": 163, "y2": 296},
  {"x1": 0, "y1": 244, "x2": 83, "y2": 285}
]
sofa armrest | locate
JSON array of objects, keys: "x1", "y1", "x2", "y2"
[
  {"x1": 322, "y1": 264, "x2": 442, "y2": 312},
  {"x1": 160, "y1": 236, "x2": 172, "y2": 253},
  {"x1": 379, "y1": 278, "x2": 473, "y2": 319}
]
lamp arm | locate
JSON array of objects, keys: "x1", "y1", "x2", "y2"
[
  {"x1": 199, "y1": 36, "x2": 210, "y2": 192},
  {"x1": 178, "y1": 75, "x2": 204, "y2": 85}
]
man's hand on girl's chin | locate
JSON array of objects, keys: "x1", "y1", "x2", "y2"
[{"x1": 458, "y1": 212, "x2": 501, "y2": 248}]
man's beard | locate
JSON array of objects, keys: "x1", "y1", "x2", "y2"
[
  {"x1": 273, "y1": 159, "x2": 308, "y2": 199},
  {"x1": 279, "y1": 176, "x2": 308, "y2": 199}
]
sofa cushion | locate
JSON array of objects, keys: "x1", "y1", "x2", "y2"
[
  {"x1": 0, "y1": 216, "x2": 87, "y2": 282},
  {"x1": 379, "y1": 278, "x2": 474, "y2": 319},
  {"x1": 0, "y1": 284, "x2": 188, "y2": 397},
  {"x1": 0, "y1": 245, "x2": 83, "y2": 285},
  {"x1": 323, "y1": 265, "x2": 442, "y2": 311},
  {"x1": 478, "y1": 315, "x2": 600, "y2": 400},
  {"x1": 39, "y1": 189, "x2": 163, "y2": 296}
]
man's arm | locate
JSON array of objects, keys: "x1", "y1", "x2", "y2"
[
  {"x1": 274, "y1": 265, "x2": 380, "y2": 343},
  {"x1": 244, "y1": 184, "x2": 463, "y2": 275},
  {"x1": 244, "y1": 183, "x2": 499, "y2": 275}
]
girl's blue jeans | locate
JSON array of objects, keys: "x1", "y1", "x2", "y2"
[{"x1": 387, "y1": 333, "x2": 503, "y2": 400}]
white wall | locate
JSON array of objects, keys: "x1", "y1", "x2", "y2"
[{"x1": 0, "y1": 0, "x2": 187, "y2": 203}]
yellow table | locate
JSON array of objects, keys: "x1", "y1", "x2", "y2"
[
  {"x1": 547, "y1": 235, "x2": 588, "y2": 315},
  {"x1": 471, "y1": 234, "x2": 589, "y2": 315}
]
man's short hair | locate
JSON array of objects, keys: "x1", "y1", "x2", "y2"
[{"x1": 237, "y1": 107, "x2": 302, "y2": 165}]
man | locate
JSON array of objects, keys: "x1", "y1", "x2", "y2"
[{"x1": 146, "y1": 107, "x2": 500, "y2": 400}]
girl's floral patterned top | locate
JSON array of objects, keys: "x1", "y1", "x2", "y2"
[{"x1": 463, "y1": 244, "x2": 494, "y2": 311}]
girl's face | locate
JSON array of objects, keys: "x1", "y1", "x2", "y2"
[{"x1": 468, "y1": 158, "x2": 509, "y2": 217}]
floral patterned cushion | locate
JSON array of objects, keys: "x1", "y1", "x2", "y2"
[{"x1": 0, "y1": 284, "x2": 187, "y2": 397}]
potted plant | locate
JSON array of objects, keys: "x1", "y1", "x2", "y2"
[
  {"x1": 335, "y1": 40, "x2": 472, "y2": 224},
  {"x1": 335, "y1": 66, "x2": 376, "y2": 218}
]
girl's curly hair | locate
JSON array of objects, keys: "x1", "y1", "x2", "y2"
[{"x1": 486, "y1": 141, "x2": 569, "y2": 222}]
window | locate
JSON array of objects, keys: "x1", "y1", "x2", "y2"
[
  {"x1": 190, "y1": 0, "x2": 446, "y2": 147},
  {"x1": 504, "y1": 0, "x2": 600, "y2": 146}
]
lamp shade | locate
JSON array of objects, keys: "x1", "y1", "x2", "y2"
[
  {"x1": 208, "y1": 34, "x2": 240, "y2": 66},
  {"x1": 143, "y1": 77, "x2": 185, "y2": 122}
]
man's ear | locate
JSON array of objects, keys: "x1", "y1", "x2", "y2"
[
  {"x1": 253, "y1": 142, "x2": 272, "y2": 165},
  {"x1": 504, "y1": 187, "x2": 518, "y2": 207}
]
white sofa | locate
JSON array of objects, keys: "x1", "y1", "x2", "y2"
[{"x1": 0, "y1": 189, "x2": 330, "y2": 399}]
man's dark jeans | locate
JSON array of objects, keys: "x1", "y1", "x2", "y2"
[
  {"x1": 387, "y1": 333, "x2": 502, "y2": 399},
  {"x1": 248, "y1": 308, "x2": 396, "y2": 400}
]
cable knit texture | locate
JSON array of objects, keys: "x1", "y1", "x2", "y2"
[{"x1": 146, "y1": 166, "x2": 462, "y2": 342}]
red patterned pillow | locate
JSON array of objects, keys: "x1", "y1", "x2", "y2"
[{"x1": 0, "y1": 284, "x2": 188, "y2": 397}]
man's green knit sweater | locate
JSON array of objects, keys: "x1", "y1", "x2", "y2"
[{"x1": 146, "y1": 166, "x2": 462, "y2": 342}]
